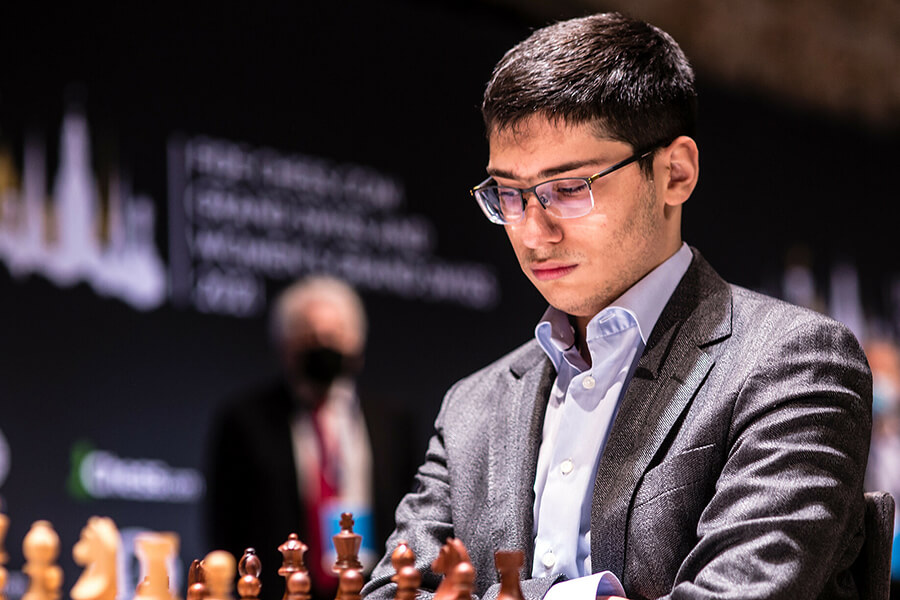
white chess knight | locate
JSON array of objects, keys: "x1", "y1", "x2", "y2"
[{"x1": 72, "y1": 517, "x2": 120, "y2": 600}]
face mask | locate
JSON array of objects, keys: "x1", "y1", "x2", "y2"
[{"x1": 293, "y1": 347, "x2": 357, "y2": 387}]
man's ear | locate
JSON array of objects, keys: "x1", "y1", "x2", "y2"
[{"x1": 658, "y1": 136, "x2": 699, "y2": 207}]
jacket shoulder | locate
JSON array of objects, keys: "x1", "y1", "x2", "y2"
[
  {"x1": 454, "y1": 337, "x2": 544, "y2": 387},
  {"x1": 729, "y1": 283, "x2": 864, "y2": 345},
  {"x1": 436, "y1": 338, "x2": 547, "y2": 417}
]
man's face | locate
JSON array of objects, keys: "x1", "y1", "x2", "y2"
[
  {"x1": 280, "y1": 297, "x2": 364, "y2": 398},
  {"x1": 488, "y1": 116, "x2": 682, "y2": 320},
  {"x1": 282, "y1": 299, "x2": 363, "y2": 361}
]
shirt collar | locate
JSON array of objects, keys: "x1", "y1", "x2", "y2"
[
  {"x1": 535, "y1": 243, "x2": 693, "y2": 367},
  {"x1": 610, "y1": 242, "x2": 693, "y2": 343}
]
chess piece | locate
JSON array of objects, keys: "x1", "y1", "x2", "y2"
[
  {"x1": 447, "y1": 562, "x2": 475, "y2": 600},
  {"x1": 389, "y1": 542, "x2": 419, "y2": 600},
  {"x1": 432, "y1": 539, "x2": 474, "y2": 600},
  {"x1": 494, "y1": 551, "x2": 524, "y2": 600},
  {"x1": 203, "y1": 551, "x2": 236, "y2": 600},
  {"x1": 134, "y1": 532, "x2": 179, "y2": 600},
  {"x1": 22, "y1": 520, "x2": 64, "y2": 600},
  {"x1": 186, "y1": 560, "x2": 208, "y2": 600},
  {"x1": 337, "y1": 568, "x2": 363, "y2": 600},
  {"x1": 71, "y1": 516, "x2": 120, "y2": 600},
  {"x1": 331, "y1": 513, "x2": 363, "y2": 574},
  {"x1": 237, "y1": 549, "x2": 261, "y2": 600},
  {"x1": 285, "y1": 571, "x2": 311, "y2": 600},
  {"x1": 277, "y1": 534, "x2": 308, "y2": 600},
  {"x1": 0, "y1": 512, "x2": 9, "y2": 600}
]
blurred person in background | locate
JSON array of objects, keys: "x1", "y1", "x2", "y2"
[
  {"x1": 206, "y1": 275, "x2": 374, "y2": 600},
  {"x1": 864, "y1": 339, "x2": 900, "y2": 590}
]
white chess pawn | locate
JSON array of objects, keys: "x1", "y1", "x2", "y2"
[
  {"x1": 22, "y1": 521, "x2": 63, "y2": 600},
  {"x1": 203, "y1": 551, "x2": 236, "y2": 600}
]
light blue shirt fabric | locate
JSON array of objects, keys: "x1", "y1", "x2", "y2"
[{"x1": 531, "y1": 243, "x2": 693, "y2": 589}]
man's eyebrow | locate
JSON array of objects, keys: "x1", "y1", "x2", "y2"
[{"x1": 486, "y1": 158, "x2": 608, "y2": 182}]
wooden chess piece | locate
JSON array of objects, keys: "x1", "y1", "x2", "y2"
[
  {"x1": 390, "y1": 541, "x2": 414, "y2": 573},
  {"x1": 337, "y1": 568, "x2": 363, "y2": 600},
  {"x1": 494, "y1": 551, "x2": 524, "y2": 600},
  {"x1": 331, "y1": 513, "x2": 363, "y2": 575},
  {"x1": 0, "y1": 512, "x2": 9, "y2": 600},
  {"x1": 71, "y1": 516, "x2": 120, "y2": 600},
  {"x1": 432, "y1": 539, "x2": 474, "y2": 600},
  {"x1": 22, "y1": 521, "x2": 63, "y2": 600},
  {"x1": 187, "y1": 560, "x2": 208, "y2": 600},
  {"x1": 203, "y1": 551, "x2": 236, "y2": 600},
  {"x1": 277, "y1": 534, "x2": 308, "y2": 600},
  {"x1": 390, "y1": 541, "x2": 419, "y2": 600},
  {"x1": 237, "y1": 549, "x2": 261, "y2": 600},
  {"x1": 134, "y1": 532, "x2": 179, "y2": 600},
  {"x1": 285, "y1": 571, "x2": 311, "y2": 600},
  {"x1": 22, "y1": 520, "x2": 63, "y2": 600},
  {"x1": 448, "y1": 562, "x2": 475, "y2": 600}
]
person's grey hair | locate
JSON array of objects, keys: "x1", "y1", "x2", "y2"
[{"x1": 269, "y1": 275, "x2": 367, "y2": 348}]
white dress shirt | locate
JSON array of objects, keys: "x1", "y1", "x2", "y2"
[{"x1": 532, "y1": 243, "x2": 693, "y2": 597}]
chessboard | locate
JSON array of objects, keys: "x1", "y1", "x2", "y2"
[{"x1": 0, "y1": 511, "x2": 526, "y2": 600}]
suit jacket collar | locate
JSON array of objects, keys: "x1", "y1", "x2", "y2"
[{"x1": 590, "y1": 248, "x2": 732, "y2": 579}]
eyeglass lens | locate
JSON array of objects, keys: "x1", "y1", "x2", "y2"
[{"x1": 477, "y1": 178, "x2": 593, "y2": 223}]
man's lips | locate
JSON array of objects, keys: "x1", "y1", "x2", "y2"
[{"x1": 530, "y1": 263, "x2": 577, "y2": 281}]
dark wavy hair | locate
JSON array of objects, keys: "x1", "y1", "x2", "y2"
[{"x1": 482, "y1": 13, "x2": 697, "y2": 172}]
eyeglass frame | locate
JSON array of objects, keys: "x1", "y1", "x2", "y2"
[{"x1": 470, "y1": 146, "x2": 658, "y2": 225}]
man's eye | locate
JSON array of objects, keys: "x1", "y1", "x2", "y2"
[
  {"x1": 498, "y1": 188, "x2": 520, "y2": 199},
  {"x1": 553, "y1": 182, "x2": 588, "y2": 196}
]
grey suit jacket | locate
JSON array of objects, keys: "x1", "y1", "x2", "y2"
[{"x1": 362, "y1": 250, "x2": 872, "y2": 600}]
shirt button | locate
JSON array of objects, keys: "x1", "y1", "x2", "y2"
[
  {"x1": 582, "y1": 376, "x2": 596, "y2": 389},
  {"x1": 542, "y1": 551, "x2": 556, "y2": 569},
  {"x1": 560, "y1": 459, "x2": 574, "y2": 475}
]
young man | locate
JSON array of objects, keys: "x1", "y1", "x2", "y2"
[{"x1": 362, "y1": 13, "x2": 871, "y2": 600}]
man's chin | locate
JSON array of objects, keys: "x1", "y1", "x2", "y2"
[
  {"x1": 534, "y1": 280, "x2": 579, "y2": 310},
  {"x1": 542, "y1": 290, "x2": 609, "y2": 320}
]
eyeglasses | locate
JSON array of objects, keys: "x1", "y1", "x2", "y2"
[{"x1": 470, "y1": 148, "x2": 656, "y2": 225}]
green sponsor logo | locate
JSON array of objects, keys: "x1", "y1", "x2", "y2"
[
  {"x1": 67, "y1": 440, "x2": 204, "y2": 503},
  {"x1": 68, "y1": 439, "x2": 94, "y2": 500}
]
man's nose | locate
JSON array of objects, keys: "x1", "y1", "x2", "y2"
[{"x1": 517, "y1": 192, "x2": 562, "y2": 248}]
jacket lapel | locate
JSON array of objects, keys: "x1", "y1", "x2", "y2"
[
  {"x1": 590, "y1": 250, "x2": 732, "y2": 579},
  {"x1": 488, "y1": 344, "x2": 555, "y2": 572}
]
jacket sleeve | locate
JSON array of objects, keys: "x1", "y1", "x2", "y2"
[
  {"x1": 360, "y1": 378, "x2": 561, "y2": 600},
  {"x1": 361, "y1": 403, "x2": 455, "y2": 599},
  {"x1": 663, "y1": 315, "x2": 872, "y2": 600}
]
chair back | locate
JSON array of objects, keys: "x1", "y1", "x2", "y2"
[{"x1": 852, "y1": 491, "x2": 895, "y2": 600}]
